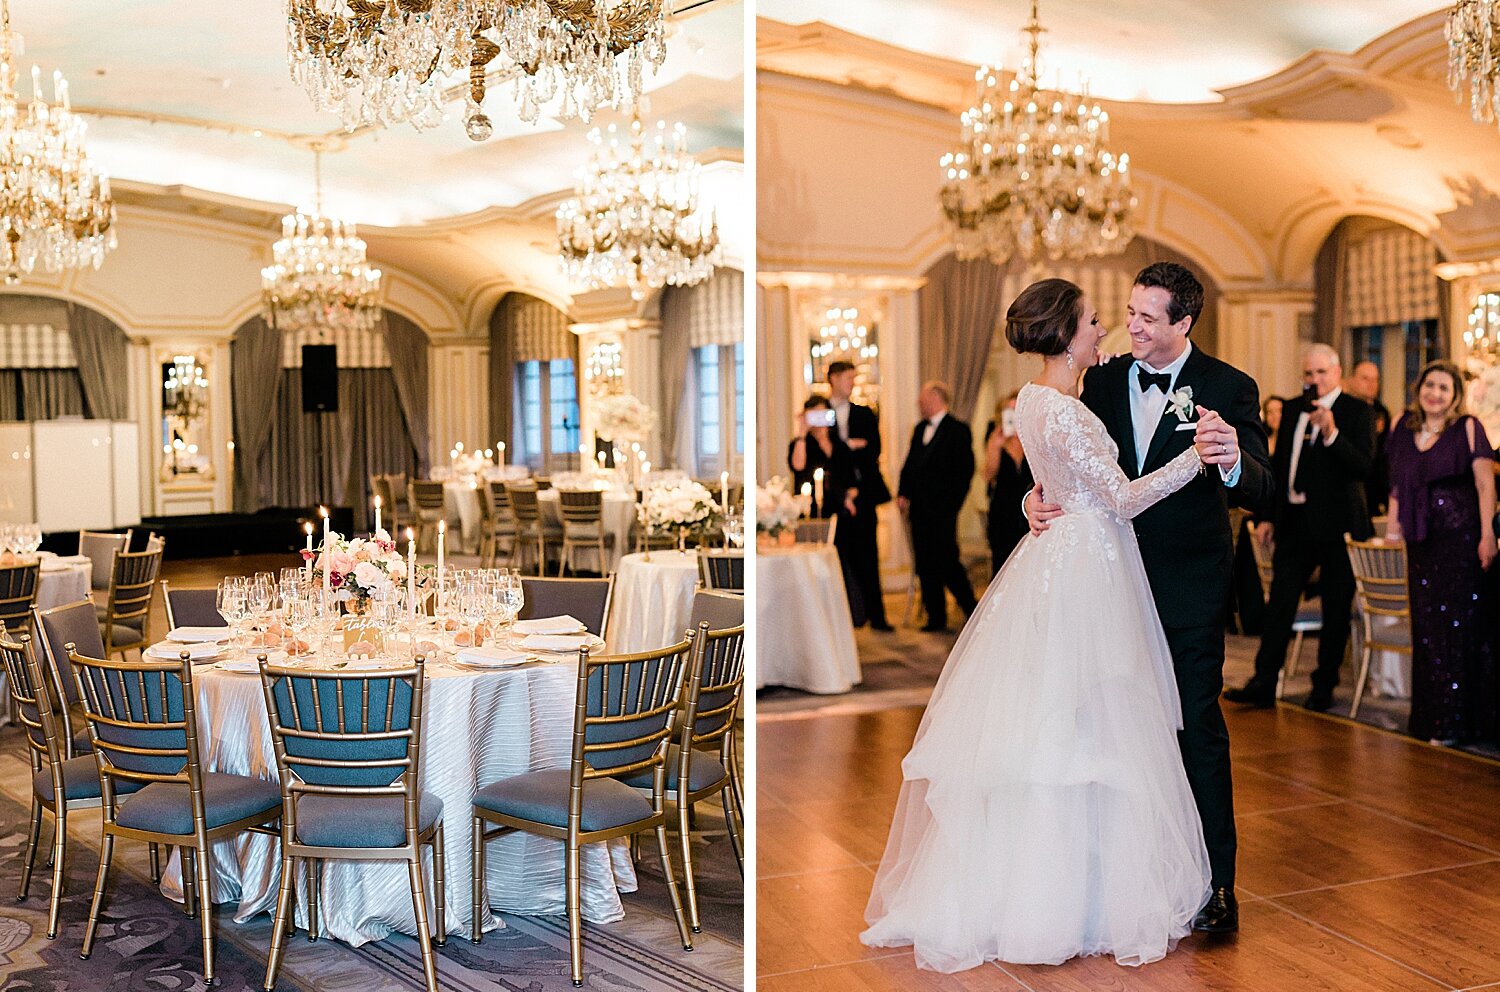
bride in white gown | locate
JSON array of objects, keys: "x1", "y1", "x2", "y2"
[{"x1": 861, "y1": 278, "x2": 1212, "y2": 971}]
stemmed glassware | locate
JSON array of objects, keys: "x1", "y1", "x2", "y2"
[{"x1": 216, "y1": 577, "x2": 250, "y2": 651}]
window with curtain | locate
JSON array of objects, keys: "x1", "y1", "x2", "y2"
[
  {"x1": 515, "y1": 358, "x2": 581, "y2": 472},
  {"x1": 692, "y1": 341, "x2": 743, "y2": 476}
]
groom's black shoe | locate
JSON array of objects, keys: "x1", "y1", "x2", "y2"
[
  {"x1": 1192, "y1": 888, "x2": 1239, "y2": 934},
  {"x1": 1303, "y1": 689, "x2": 1334, "y2": 713},
  {"x1": 1222, "y1": 681, "x2": 1274, "y2": 708}
]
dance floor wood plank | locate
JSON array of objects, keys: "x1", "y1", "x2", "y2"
[
  {"x1": 759, "y1": 956, "x2": 1028, "y2": 991},
  {"x1": 757, "y1": 865, "x2": 884, "y2": 976},
  {"x1": 1274, "y1": 861, "x2": 1500, "y2": 990},
  {"x1": 757, "y1": 693, "x2": 1500, "y2": 991}
]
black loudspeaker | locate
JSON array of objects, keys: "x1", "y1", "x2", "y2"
[{"x1": 301, "y1": 345, "x2": 338, "y2": 412}]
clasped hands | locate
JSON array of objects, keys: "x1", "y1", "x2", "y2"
[{"x1": 1026, "y1": 405, "x2": 1239, "y2": 536}]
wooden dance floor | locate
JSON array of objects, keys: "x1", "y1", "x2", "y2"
[{"x1": 758, "y1": 700, "x2": 1500, "y2": 991}]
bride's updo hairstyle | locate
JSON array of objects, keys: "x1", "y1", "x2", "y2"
[{"x1": 1004, "y1": 278, "x2": 1084, "y2": 357}]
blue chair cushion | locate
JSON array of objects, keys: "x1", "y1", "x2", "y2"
[
  {"x1": 33, "y1": 755, "x2": 143, "y2": 803},
  {"x1": 623, "y1": 746, "x2": 728, "y2": 794},
  {"x1": 104, "y1": 623, "x2": 148, "y2": 649},
  {"x1": 71, "y1": 727, "x2": 93, "y2": 755},
  {"x1": 115, "y1": 773, "x2": 281, "y2": 835},
  {"x1": 473, "y1": 769, "x2": 653, "y2": 832},
  {"x1": 294, "y1": 792, "x2": 443, "y2": 849}
]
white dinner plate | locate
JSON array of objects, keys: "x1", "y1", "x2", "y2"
[
  {"x1": 145, "y1": 641, "x2": 223, "y2": 662},
  {"x1": 167, "y1": 626, "x2": 230, "y2": 644}
]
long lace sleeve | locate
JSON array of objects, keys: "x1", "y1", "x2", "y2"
[{"x1": 1052, "y1": 393, "x2": 1202, "y2": 520}]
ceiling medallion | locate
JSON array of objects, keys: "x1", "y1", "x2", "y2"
[
  {"x1": 261, "y1": 147, "x2": 382, "y2": 334},
  {"x1": 0, "y1": 0, "x2": 116, "y2": 284},
  {"x1": 285, "y1": 0, "x2": 670, "y2": 141},
  {"x1": 1447, "y1": 0, "x2": 1500, "y2": 130},
  {"x1": 556, "y1": 112, "x2": 721, "y2": 301},
  {"x1": 939, "y1": 0, "x2": 1135, "y2": 266}
]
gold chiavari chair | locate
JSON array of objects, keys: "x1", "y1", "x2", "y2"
[
  {"x1": 482, "y1": 481, "x2": 519, "y2": 568},
  {"x1": 558, "y1": 489, "x2": 615, "y2": 576},
  {"x1": 0, "y1": 558, "x2": 40, "y2": 636},
  {"x1": 518, "y1": 576, "x2": 613, "y2": 638},
  {"x1": 1249, "y1": 529, "x2": 1322, "y2": 699},
  {"x1": 625, "y1": 621, "x2": 745, "y2": 933},
  {"x1": 793, "y1": 517, "x2": 836, "y2": 544},
  {"x1": 507, "y1": 483, "x2": 559, "y2": 575},
  {"x1": 697, "y1": 549, "x2": 745, "y2": 592},
  {"x1": 408, "y1": 480, "x2": 447, "y2": 553},
  {"x1": 98, "y1": 545, "x2": 164, "y2": 661},
  {"x1": 3, "y1": 630, "x2": 145, "y2": 938},
  {"x1": 257, "y1": 656, "x2": 446, "y2": 992},
  {"x1": 1345, "y1": 536, "x2": 1412, "y2": 719},
  {"x1": 78, "y1": 529, "x2": 131, "y2": 592},
  {"x1": 68, "y1": 648, "x2": 282, "y2": 985},
  {"x1": 469, "y1": 636, "x2": 696, "y2": 986}
]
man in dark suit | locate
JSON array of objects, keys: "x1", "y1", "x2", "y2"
[
  {"x1": 1348, "y1": 359, "x2": 1391, "y2": 515},
  {"x1": 1225, "y1": 344, "x2": 1376, "y2": 713},
  {"x1": 898, "y1": 380, "x2": 977, "y2": 633},
  {"x1": 827, "y1": 360, "x2": 893, "y2": 631},
  {"x1": 1028, "y1": 261, "x2": 1275, "y2": 935}
]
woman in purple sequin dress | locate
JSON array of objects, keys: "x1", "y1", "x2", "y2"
[{"x1": 1384, "y1": 361, "x2": 1498, "y2": 744}]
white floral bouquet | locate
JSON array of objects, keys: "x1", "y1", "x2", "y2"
[
  {"x1": 595, "y1": 393, "x2": 657, "y2": 444},
  {"x1": 755, "y1": 476, "x2": 805, "y2": 537},
  {"x1": 303, "y1": 530, "x2": 410, "y2": 604},
  {"x1": 638, "y1": 478, "x2": 718, "y2": 536}
]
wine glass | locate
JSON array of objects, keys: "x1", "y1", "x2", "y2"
[{"x1": 216, "y1": 577, "x2": 248, "y2": 650}]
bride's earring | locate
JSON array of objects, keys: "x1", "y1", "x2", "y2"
[{"x1": 1065, "y1": 349, "x2": 1075, "y2": 371}]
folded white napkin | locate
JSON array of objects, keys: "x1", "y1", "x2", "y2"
[
  {"x1": 455, "y1": 645, "x2": 530, "y2": 668},
  {"x1": 145, "y1": 641, "x2": 222, "y2": 662},
  {"x1": 512, "y1": 615, "x2": 586, "y2": 635},
  {"x1": 219, "y1": 656, "x2": 261, "y2": 673},
  {"x1": 520, "y1": 632, "x2": 595, "y2": 651},
  {"x1": 167, "y1": 626, "x2": 229, "y2": 644}
]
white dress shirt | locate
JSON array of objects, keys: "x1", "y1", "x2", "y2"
[
  {"x1": 922, "y1": 411, "x2": 947, "y2": 446},
  {"x1": 832, "y1": 399, "x2": 851, "y2": 442},
  {"x1": 1286, "y1": 387, "x2": 1341, "y2": 504},
  {"x1": 1129, "y1": 343, "x2": 1241, "y2": 486}
]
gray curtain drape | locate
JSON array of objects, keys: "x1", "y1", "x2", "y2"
[
  {"x1": 489, "y1": 295, "x2": 517, "y2": 456},
  {"x1": 66, "y1": 302, "x2": 129, "y2": 421},
  {"x1": 659, "y1": 285, "x2": 693, "y2": 467},
  {"x1": 382, "y1": 310, "x2": 431, "y2": 477},
  {"x1": 1313, "y1": 219, "x2": 1349, "y2": 352},
  {"x1": 230, "y1": 316, "x2": 284, "y2": 512},
  {"x1": 918, "y1": 255, "x2": 1010, "y2": 421},
  {"x1": 20, "y1": 369, "x2": 85, "y2": 418},
  {"x1": 265, "y1": 369, "x2": 416, "y2": 530}
]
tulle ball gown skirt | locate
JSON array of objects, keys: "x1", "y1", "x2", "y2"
[{"x1": 860, "y1": 513, "x2": 1212, "y2": 972}]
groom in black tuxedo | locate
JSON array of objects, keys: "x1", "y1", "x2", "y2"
[{"x1": 1029, "y1": 262, "x2": 1274, "y2": 934}]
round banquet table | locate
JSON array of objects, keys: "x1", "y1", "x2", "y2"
[
  {"x1": 537, "y1": 488, "x2": 637, "y2": 573},
  {"x1": 159, "y1": 650, "x2": 637, "y2": 946},
  {"x1": 605, "y1": 551, "x2": 699, "y2": 654},
  {"x1": 755, "y1": 544, "x2": 862, "y2": 694},
  {"x1": 443, "y1": 482, "x2": 484, "y2": 553},
  {"x1": 36, "y1": 553, "x2": 91, "y2": 610}
]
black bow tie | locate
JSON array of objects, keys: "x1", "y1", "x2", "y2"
[{"x1": 1137, "y1": 369, "x2": 1171, "y2": 393}]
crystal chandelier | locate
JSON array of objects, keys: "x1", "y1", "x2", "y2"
[
  {"x1": 1447, "y1": 1, "x2": 1500, "y2": 129},
  {"x1": 584, "y1": 339, "x2": 624, "y2": 396},
  {"x1": 939, "y1": 0, "x2": 1135, "y2": 266},
  {"x1": 285, "y1": 1, "x2": 670, "y2": 141},
  {"x1": 1466, "y1": 291, "x2": 1500, "y2": 369},
  {"x1": 260, "y1": 148, "x2": 382, "y2": 333},
  {"x1": 556, "y1": 113, "x2": 721, "y2": 301},
  {"x1": 0, "y1": 0, "x2": 116, "y2": 284},
  {"x1": 811, "y1": 307, "x2": 879, "y2": 364}
]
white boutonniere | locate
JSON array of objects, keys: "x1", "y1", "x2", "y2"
[{"x1": 1168, "y1": 386, "x2": 1195, "y2": 422}]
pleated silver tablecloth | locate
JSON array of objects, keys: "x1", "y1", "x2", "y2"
[{"x1": 160, "y1": 659, "x2": 637, "y2": 946}]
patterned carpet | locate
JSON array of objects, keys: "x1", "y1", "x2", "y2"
[{"x1": 0, "y1": 727, "x2": 743, "y2": 992}]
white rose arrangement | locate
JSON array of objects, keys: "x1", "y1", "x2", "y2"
[
  {"x1": 639, "y1": 478, "x2": 718, "y2": 536},
  {"x1": 755, "y1": 477, "x2": 804, "y2": 537},
  {"x1": 305, "y1": 530, "x2": 410, "y2": 604},
  {"x1": 595, "y1": 393, "x2": 657, "y2": 444}
]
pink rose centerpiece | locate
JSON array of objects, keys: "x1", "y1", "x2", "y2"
[{"x1": 302, "y1": 529, "x2": 409, "y2": 607}]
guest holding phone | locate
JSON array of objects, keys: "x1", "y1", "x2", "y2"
[
  {"x1": 789, "y1": 394, "x2": 875, "y2": 624},
  {"x1": 983, "y1": 391, "x2": 1032, "y2": 577}
]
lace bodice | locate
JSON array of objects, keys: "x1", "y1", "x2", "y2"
[{"x1": 1016, "y1": 383, "x2": 1201, "y2": 521}]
